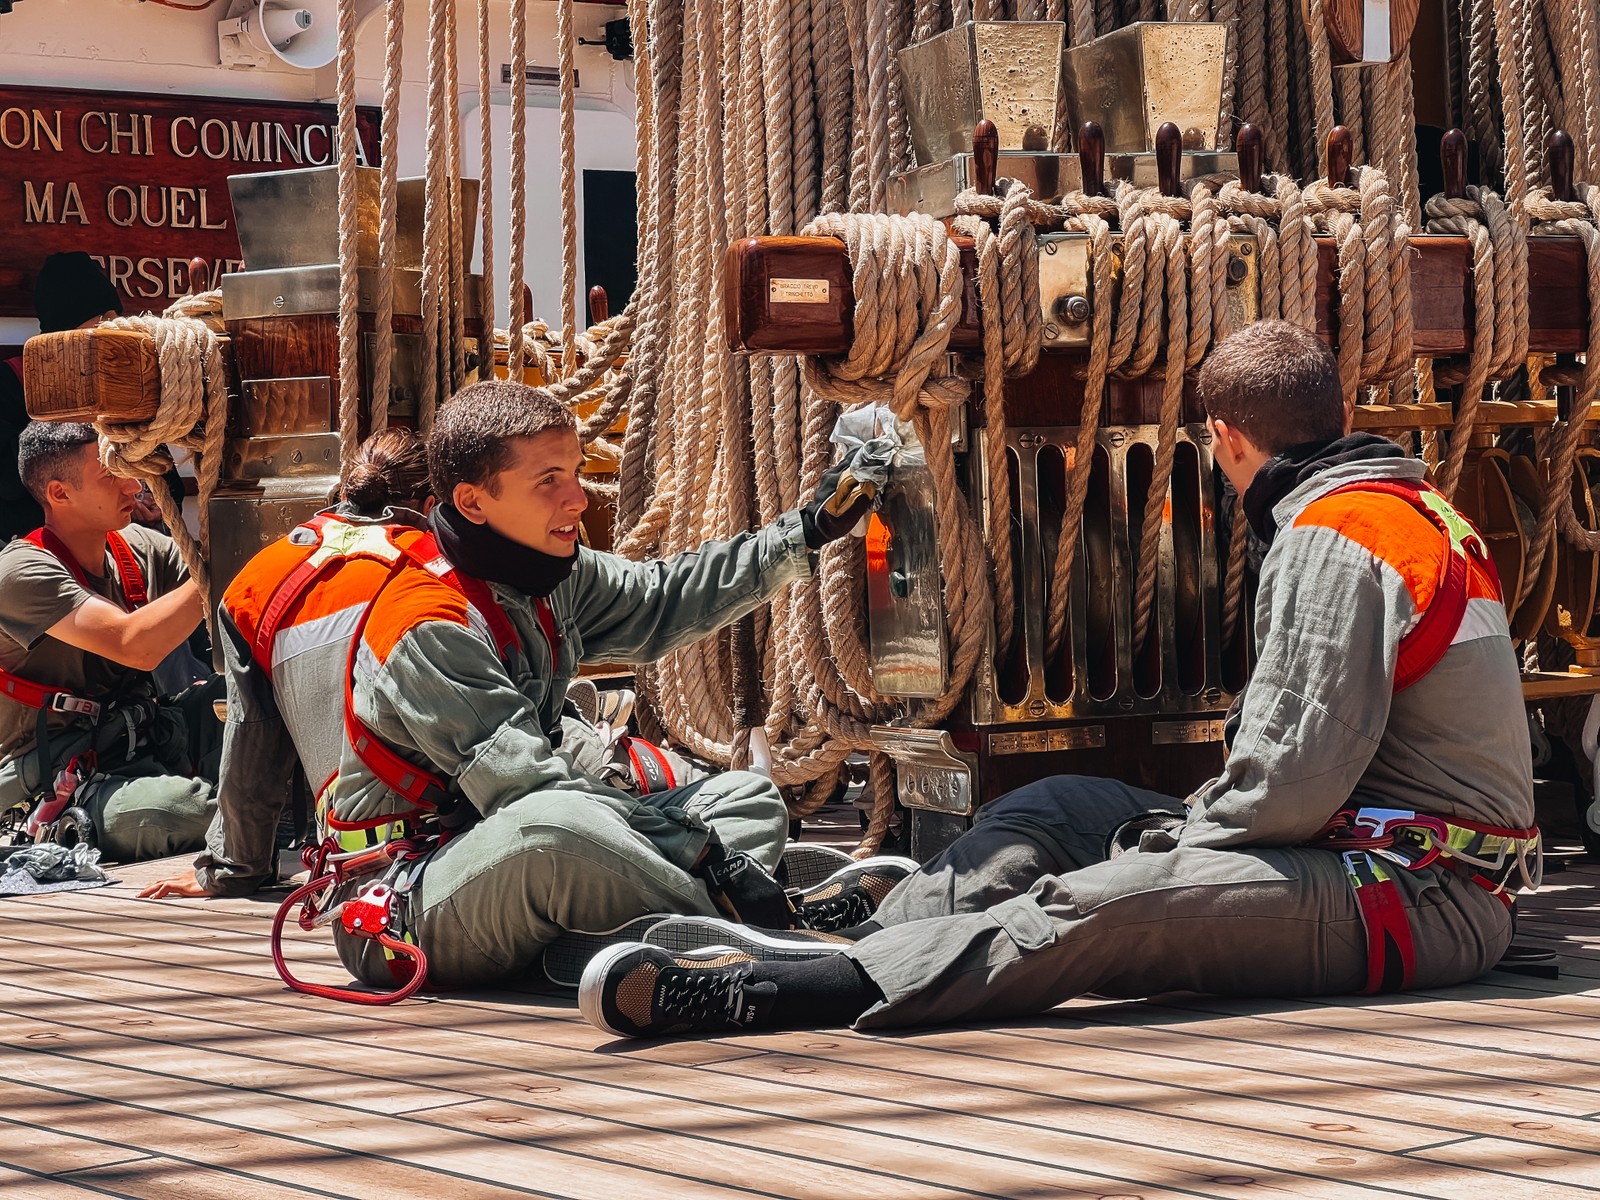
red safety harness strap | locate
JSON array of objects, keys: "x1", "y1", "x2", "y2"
[
  {"x1": 21, "y1": 527, "x2": 147, "y2": 608},
  {"x1": 250, "y1": 513, "x2": 351, "y2": 669},
  {"x1": 622, "y1": 736, "x2": 677, "y2": 794},
  {"x1": 1320, "y1": 480, "x2": 1497, "y2": 692},
  {"x1": 1, "y1": 528, "x2": 149, "y2": 717},
  {"x1": 329, "y1": 532, "x2": 521, "y2": 823},
  {"x1": 104, "y1": 530, "x2": 148, "y2": 608},
  {"x1": 1342, "y1": 851, "x2": 1417, "y2": 994}
]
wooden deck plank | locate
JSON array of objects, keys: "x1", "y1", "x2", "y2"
[
  {"x1": 835, "y1": 1023, "x2": 1600, "y2": 1153},
  {"x1": 0, "y1": 1161, "x2": 148, "y2": 1200},
  {"x1": 6, "y1": 928, "x2": 1593, "y2": 1196},
  {"x1": 0, "y1": 962, "x2": 1206, "y2": 1200},
  {"x1": 0, "y1": 857, "x2": 1593, "y2": 1199},
  {"x1": 53, "y1": 1157, "x2": 351, "y2": 1200},
  {"x1": 1406, "y1": 1136, "x2": 1600, "y2": 1189},
  {"x1": 0, "y1": 1114, "x2": 161, "y2": 1179}
]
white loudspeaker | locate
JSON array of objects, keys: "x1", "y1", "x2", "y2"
[{"x1": 219, "y1": 0, "x2": 381, "y2": 71}]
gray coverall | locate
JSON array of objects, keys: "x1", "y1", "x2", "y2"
[
  {"x1": 196, "y1": 510, "x2": 813, "y2": 988},
  {"x1": 847, "y1": 459, "x2": 1535, "y2": 1028}
]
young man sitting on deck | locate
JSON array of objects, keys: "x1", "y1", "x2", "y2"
[
  {"x1": 577, "y1": 319, "x2": 1542, "y2": 1040},
  {"x1": 142, "y1": 382, "x2": 911, "y2": 995},
  {"x1": 0, "y1": 422, "x2": 219, "y2": 862}
]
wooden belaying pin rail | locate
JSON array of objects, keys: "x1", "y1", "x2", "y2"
[{"x1": 726, "y1": 121, "x2": 1591, "y2": 360}]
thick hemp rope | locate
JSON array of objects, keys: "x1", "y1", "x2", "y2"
[
  {"x1": 474, "y1": 0, "x2": 495, "y2": 381},
  {"x1": 505, "y1": 0, "x2": 530, "y2": 374},
  {"x1": 1425, "y1": 184, "x2": 1529, "y2": 500},
  {"x1": 949, "y1": 179, "x2": 1045, "y2": 656},
  {"x1": 372, "y1": 0, "x2": 405, "y2": 427},
  {"x1": 556, "y1": 0, "x2": 580, "y2": 377},
  {"x1": 1525, "y1": 187, "x2": 1600, "y2": 582},
  {"x1": 334, "y1": 0, "x2": 362, "y2": 467},
  {"x1": 94, "y1": 299, "x2": 230, "y2": 625}
]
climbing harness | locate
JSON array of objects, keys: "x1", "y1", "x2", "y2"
[
  {"x1": 251, "y1": 512, "x2": 521, "y2": 1004},
  {"x1": 1304, "y1": 479, "x2": 1539, "y2": 992},
  {"x1": 0, "y1": 528, "x2": 152, "y2": 846}
]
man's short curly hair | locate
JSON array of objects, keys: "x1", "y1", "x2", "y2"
[
  {"x1": 427, "y1": 380, "x2": 577, "y2": 499},
  {"x1": 1197, "y1": 320, "x2": 1345, "y2": 454}
]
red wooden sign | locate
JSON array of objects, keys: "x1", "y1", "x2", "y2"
[{"x1": 0, "y1": 85, "x2": 380, "y2": 320}]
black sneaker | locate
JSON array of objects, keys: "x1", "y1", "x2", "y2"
[
  {"x1": 647, "y1": 915, "x2": 853, "y2": 960},
  {"x1": 579, "y1": 943, "x2": 774, "y2": 1039},
  {"x1": 776, "y1": 843, "x2": 853, "y2": 890},
  {"x1": 541, "y1": 914, "x2": 669, "y2": 989},
  {"x1": 793, "y1": 856, "x2": 918, "y2": 933}
]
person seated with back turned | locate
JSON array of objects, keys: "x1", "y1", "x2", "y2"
[
  {"x1": 576, "y1": 319, "x2": 1541, "y2": 1040},
  {"x1": 0, "y1": 421, "x2": 220, "y2": 861},
  {"x1": 139, "y1": 426, "x2": 435, "y2": 901},
  {"x1": 142, "y1": 382, "x2": 905, "y2": 996}
]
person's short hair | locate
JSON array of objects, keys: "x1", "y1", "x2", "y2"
[
  {"x1": 34, "y1": 251, "x2": 122, "y2": 334},
  {"x1": 18, "y1": 421, "x2": 97, "y2": 505},
  {"x1": 341, "y1": 427, "x2": 432, "y2": 515},
  {"x1": 1196, "y1": 320, "x2": 1345, "y2": 454},
  {"x1": 427, "y1": 380, "x2": 577, "y2": 499}
]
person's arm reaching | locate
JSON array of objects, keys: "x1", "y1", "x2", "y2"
[
  {"x1": 572, "y1": 444, "x2": 887, "y2": 664},
  {"x1": 48, "y1": 576, "x2": 203, "y2": 671}
]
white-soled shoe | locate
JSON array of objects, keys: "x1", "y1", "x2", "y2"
[
  {"x1": 542, "y1": 914, "x2": 670, "y2": 988},
  {"x1": 647, "y1": 914, "x2": 854, "y2": 960}
]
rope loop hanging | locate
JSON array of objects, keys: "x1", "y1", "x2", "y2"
[{"x1": 1424, "y1": 184, "x2": 1530, "y2": 500}]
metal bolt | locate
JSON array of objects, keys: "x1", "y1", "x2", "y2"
[
  {"x1": 1057, "y1": 294, "x2": 1091, "y2": 325},
  {"x1": 1043, "y1": 240, "x2": 1058, "y2": 255},
  {"x1": 1239, "y1": 241, "x2": 1254, "y2": 256},
  {"x1": 1043, "y1": 321, "x2": 1061, "y2": 339},
  {"x1": 1226, "y1": 254, "x2": 1248, "y2": 285},
  {"x1": 273, "y1": 295, "x2": 286, "y2": 309}
]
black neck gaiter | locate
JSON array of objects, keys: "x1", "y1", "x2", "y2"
[
  {"x1": 429, "y1": 502, "x2": 578, "y2": 598},
  {"x1": 1241, "y1": 433, "x2": 1406, "y2": 545}
]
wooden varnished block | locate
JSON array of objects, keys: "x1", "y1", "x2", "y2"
[
  {"x1": 22, "y1": 328, "x2": 161, "y2": 423},
  {"x1": 725, "y1": 235, "x2": 855, "y2": 354}
]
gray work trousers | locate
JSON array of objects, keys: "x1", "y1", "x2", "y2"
[
  {"x1": 848, "y1": 776, "x2": 1516, "y2": 1029},
  {"x1": 0, "y1": 680, "x2": 220, "y2": 864},
  {"x1": 340, "y1": 769, "x2": 787, "y2": 989}
]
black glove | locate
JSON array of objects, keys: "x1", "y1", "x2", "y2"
[
  {"x1": 693, "y1": 837, "x2": 797, "y2": 930},
  {"x1": 800, "y1": 458, "x2": 879, "y2": 550}
]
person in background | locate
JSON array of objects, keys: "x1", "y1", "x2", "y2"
[
  {"x1": 2, "y1": 252, "x2": 123, "y2": 544},
  {"x1": 575, "y1": 320, "x2": 1539, "y2": 1041},
  {"x1": 0, "y1": 422, "x2": 219, "y2": 861}
]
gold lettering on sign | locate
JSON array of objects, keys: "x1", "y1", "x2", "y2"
[
  {"x1": 79, "y1": 111, "x2": 108, "y2": 154},
  {"x1": 0, "y1": 107, "x2": 63, "y2": 152},
  {"x1": 22, "y1": 180, "x2": 89, "y2": 225},
  {"x1": 230, "y1": 120, "x2": 261, "y2": 162},
  {"x1": 106, "y1": 185, "x2": 136, "y2": 227},
  {"x1": 133, "y1": 256, "x2": 166, "y2": 299},
  {"x1": 769, "y1": 278, "x2": 830, "y2": 305},
  {"x1": 169, "y1": 115, "x2": 197, "y2": 159}
]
